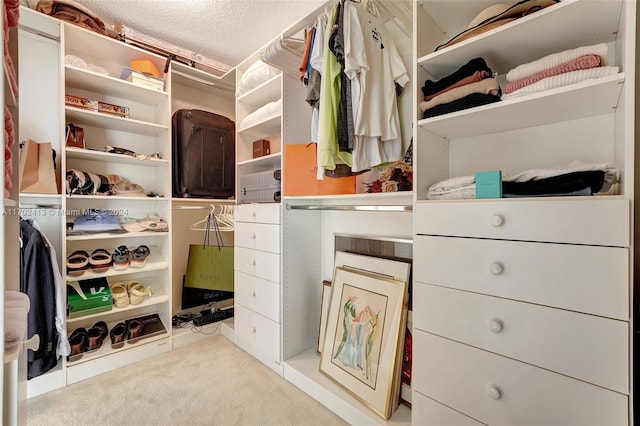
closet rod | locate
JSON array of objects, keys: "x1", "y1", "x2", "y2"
[
  {"x1": 286, "y1": 204, "x2": 412, "y2": 212},
  {"x1": 172, "y1": 205, "x2": 214, "y2": 210},
  {"x1": 19, "y1": 203, "x2": 62, "y2": 209}
]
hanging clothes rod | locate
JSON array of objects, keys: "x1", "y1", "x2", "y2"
[
  {"x1": 286, "y1": 204, "x2": 412, "y2": 212},
  {"x1": 172, "y1": 205, "x2": 214, "y2": 210}
]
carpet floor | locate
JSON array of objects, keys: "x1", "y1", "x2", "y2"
[{"x1": 27, "y1": 335, "x2": 348, "y2": 426}]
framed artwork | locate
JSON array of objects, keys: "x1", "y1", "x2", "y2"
[
  {"x1": 319, "y1": 266, "x2": 408, "y2": 419},
  {"x1": 316, "y1": 280, "x2": 333, "y2": 354}
]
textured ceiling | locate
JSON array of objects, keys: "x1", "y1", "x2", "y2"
[{"x1": 71, "y1": 0, "x2": 327, "y2": 71}]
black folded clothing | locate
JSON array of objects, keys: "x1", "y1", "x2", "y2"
[
  {"x1": 502, "y1": 170, "x2": 605, "y2": 196},
  {"x1": 423, "y1": 92, "x2": 501, "y2": 119},
  {"x1": 422, "y1": 57, "x2": 493, "y2": 98}
]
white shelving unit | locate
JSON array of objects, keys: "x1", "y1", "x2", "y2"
[{"x1": 412, "y1": 0, "x2": 635, "y2": 424}]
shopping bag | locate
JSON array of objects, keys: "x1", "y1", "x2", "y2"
[
  {"x1": 185, "y1": 213, "x2": 234, "y2": 291},
  {"x1": 18, "y1": 139, "x2": 58, "y2": 194}
]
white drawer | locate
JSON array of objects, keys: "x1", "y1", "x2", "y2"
[
  {"x1": 234, "y1": 271, "x2": 280, "y2": 322},
  {"x1": 235, "y1": 222, "x2": 280, "y2": 253},
  {"x1": 414, "y1": 284, "x2": 629, "y2": 393},
  {"x1": 412, "y1": 392, "x2": 483, "y2": 426},
  {"x1": 414, "y1": 235, "x2": 629, "y2": 320},
  {"x1": 413, "y1": 331, "x2": 628, "y2": 426},
  {"x1": 414, "y1": 198, "x2": 629, "y2": 246},
  {"x1": 236, "y1": 203, "x2": 280, "y2": 224},
  {"x1": 234, "y1": 247, "x2": 280, "y2": 283},
  {"x1": 235, "y1": 304, "x2": 280, "y2": 364}
]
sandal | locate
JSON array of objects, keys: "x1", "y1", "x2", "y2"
[
  {"x1": 128, "y1": 281, "x2": 152, "y2": 305},
  {"x1": 89, "y1": 248, "x2": 112, "y2": 273},
  {"x1": 110, "y1": 282, "x2": 129, "y2": 308},
  {"x1": 110, "y1": 322, "x2": 127, "y2": 349},
  {"x1": 66, "y1": 250, "x2": 89, "y2": 277},
  {"x1": 112, "y1": 245, "x2": 131, "y2": 270},
  {"x1": 130, "y1": 245, "x2": 150, "y2": 268}
]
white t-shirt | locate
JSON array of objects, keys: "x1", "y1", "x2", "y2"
[{"x1": 344, "y1": 1, "x2": 409, "y2": 171}]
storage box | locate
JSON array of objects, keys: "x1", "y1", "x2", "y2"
[
  {"x1": 97, "y1": 101, "x2": 130, "y2": 118},
  {"x1": 124, "y1": 313, "x2": 167, "y2": 344},
  {"x1": 252, "y1": 139, "x2": 271, "y2": 158},
  {"x1": 67, "y1": 278, "x2": 112, "y2": 319},
  {"x1": 65, "y1": 94, "x2": 98, "y2": 111},
  {"x1": 284, "y1": 143, "x2": 355, "y2": 196},
  {"x1": 130, "y1": 59, "x2": 161, "y2": 77},
  {"x1": 120, "y1": 68, "x2": 165, "y2": 91},
  {"x1": 240, "y1": 169, "x2": 281, "y2": 203},
  {"x1": 475, "y1": 170, "x2": 503, "y2": 199}
]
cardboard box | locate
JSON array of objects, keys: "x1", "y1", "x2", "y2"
[
  {"x1": 67, "y1": 278, "x2": 112, "y2": 319},
  {"x1": 252, "y1": 139, "x2": 271, "y2": 158},
  {"x1": 65, "y1": 94, "x2": 98, "y2": 111},
  {"x1": 97, "y1": 101, "x2": 130, "y2": 118},
  {"x1": 475, "y1": 170, "x2": 503, "y2": 198},
  {"x1": 284, "y1": 143, "x2": 355, "y2": 196}
]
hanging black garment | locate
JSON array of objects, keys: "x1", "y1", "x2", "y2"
[{"x1": 20, "y1": 219, "x2": 58, "y2": 379}]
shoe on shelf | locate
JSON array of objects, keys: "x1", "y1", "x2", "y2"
[
  {"x1": 128, "y1": 281, "x2": 152, "y2": 305},
  {"x1": 110, "y1": 282, "x2": 129, "y2": 308},
  {"x1": 121, "y1": 214, "x2": 168, "y2": 233},
  {"x1": 110, "y1": 322, "x2": 127, "y2": 349},
  {"x1": 89, "y1": 248, "x2": 112, "y2": 273},
  {"x1": 68, "y1": 327, "x2": 87, "y2": 360},
  {"x1": 127, "y1": 319, "x2": 144, "y2": 343},
  {"x1": 66, "y1": 250, "x2": 89, "y2": 277},
  {"x1": 86, "y1": 321, "x2": 108, "y2": 351},
  {"x1": 130, "y1": 245, "x2": 150, "y2": 268},
  {"x1": 112, "y1": 245, "x2": 131, "y2": 270}
]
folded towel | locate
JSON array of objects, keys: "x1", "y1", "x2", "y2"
[{"x1": 506, "y1": 43, "x2": 608, "y2": 82}]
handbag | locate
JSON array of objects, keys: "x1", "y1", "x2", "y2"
[
  {"x1": 65, "y1": 123, "x2": 85, "y2": 149},
  {"x1": 18, "y1": 139, "x2": 59, "y2": 194},
  {"x1": 185, "y1": 213, "x2": 234, "y2": 292}
]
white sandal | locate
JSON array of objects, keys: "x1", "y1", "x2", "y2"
[
  {"x1": 110, "y1": 282, "x2": 129, "y2": 308},
  {"x1": 128, "y1": 281, "x2": 152, "y2": 305}
]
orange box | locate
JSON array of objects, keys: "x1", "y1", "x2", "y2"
[
  {"x1": 284, "y1": 143, "x2": 355, "y2": 196},
  {"x1": 130, "y1": 59, "x2": 161, "y2": 77}
]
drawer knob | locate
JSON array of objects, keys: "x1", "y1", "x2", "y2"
[
  {"x1": 251, "y1": 326, "x2": 256, "y2": 333},
  {"x1": 490, "y1": 319, "x2": 504, "y2": 333},
  {"x1": 252, "y1": 212, "x2": 256, "y2": 218},
  {"x1": 251, "y1": 234, "x2": 256, "y2": 240},
  {"x1": 490, "y1": 262, "x2": 504, "y2": 275},
  {"x1": 251, "y1": 260, "x2": 256, "y2": 266},
  {"x1": 251, "y1": 290, "x2": 256, "y2": 297},
  {"x1": 492, "y1": 214, "x2": 505, "y2": 227},
  {"x1": 488, "y1": 385, "x2": 502, "y2": 400}
]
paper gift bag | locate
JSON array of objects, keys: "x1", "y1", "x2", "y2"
[
  {"x1": 19, "y1": 139, "x2": 58, "y2": 194},
  {"x1": 283, "y1": 143, "x2": 355, "y2": 196},
  {"x1": 185, "y1": 214, "x2": 234, "y2": 291}
]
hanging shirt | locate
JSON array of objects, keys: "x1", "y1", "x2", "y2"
[
  {"x1": 317, "y1": 4, "x2": 352, "y2": 178},
  {"x1": 308, "y1": 13, "x2": 327, "y2": 143},
  {"x1": 344, "y1": 1, "x2": 409, "y2": 171}
]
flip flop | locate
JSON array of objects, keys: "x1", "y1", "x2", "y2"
[
  {"x1": 66, "y1": 250, "x2": 89, "y2": 277},
  {"x1": 89, "y1": 248, "x2": 112, "y2": 273}
]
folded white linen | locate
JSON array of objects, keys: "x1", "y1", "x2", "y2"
[{"x1": 506, "y1": 43, "x2": 609, "y2": 82}]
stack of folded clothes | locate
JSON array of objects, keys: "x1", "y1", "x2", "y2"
[
  {"x1": 420, "y1": 57, "x2": 502, "y2": 119},
  {"x1": 502, "y1": 43, "x2": 620, "y2": 100},
  {"x1": 426, "y1": 161, "x2": 617, "y2": 200}
]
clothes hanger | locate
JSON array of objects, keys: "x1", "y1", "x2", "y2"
[{"x1": 188, "y1": 205, "x2": 234, "y2": 232}]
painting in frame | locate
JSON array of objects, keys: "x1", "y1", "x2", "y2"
[{"x1": 319, "y1": 266, "x2": 408, "y2": 419}]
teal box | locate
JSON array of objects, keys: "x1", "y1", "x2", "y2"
[
  {"x1": 67, "y1": 278, "x2": 112, "y2": 318},
  {"x1": 475, "y1": 170, "x2": 503, "y2": 199}
]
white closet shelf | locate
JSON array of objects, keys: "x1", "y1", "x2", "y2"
[
  {"x1": 237, "y1": 75, "x2": 282, "y2": 107},
  {"x1": 283, "y1": 348, "x2": 412, "y2": 425},
  {"x1": 284, "y1": 192, "x2": 413, "y2": 202},
  {"x1": 237, "y1": 152, "x2": 282, "y2": 170},
  {"x1": 65, "y1": 251, "x2": 168, "y2": 282},
  {"x1": 65, "y1": 106, "x2": 169, "y2": 136},
  {"x1": 66, "y1": 194, "x2": 169, "y2": 201},
  {"x1": 66, "y1": 230, "x2": 169, "y2": 241},
  {"x1": 418, "y1": 73, "x2": 624, "y2": 139},
  {"x1": 237, "y1": 113, "x2": 281, "y2": 138},
  {"x1": 418, "y1": 0, "x2": 621, "y2": 77},
  {"x1": 66, "y1": 294, "x2": 169, "y2": 325},
  {"x1": 65, "y1": 331, "x2": 168, "y2": 367},
  {"x1": 66, "y1": 147, "x2": 169, "y2": 167},
  {"x1": 65, "y1": 65, "x2": 168, "y2": 105}
]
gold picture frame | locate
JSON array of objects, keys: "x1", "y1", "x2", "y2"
[{"x1": 319, "y1": 266, "x2": 408, "y2": 419}]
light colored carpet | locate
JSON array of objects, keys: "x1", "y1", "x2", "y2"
[{"x1": 27, "y1": 335, "x2": 348, "y2": 426}]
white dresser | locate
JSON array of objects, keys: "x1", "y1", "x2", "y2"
[{"x1": 234, "y1": 203, "x2": 283, "y2": 375}]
